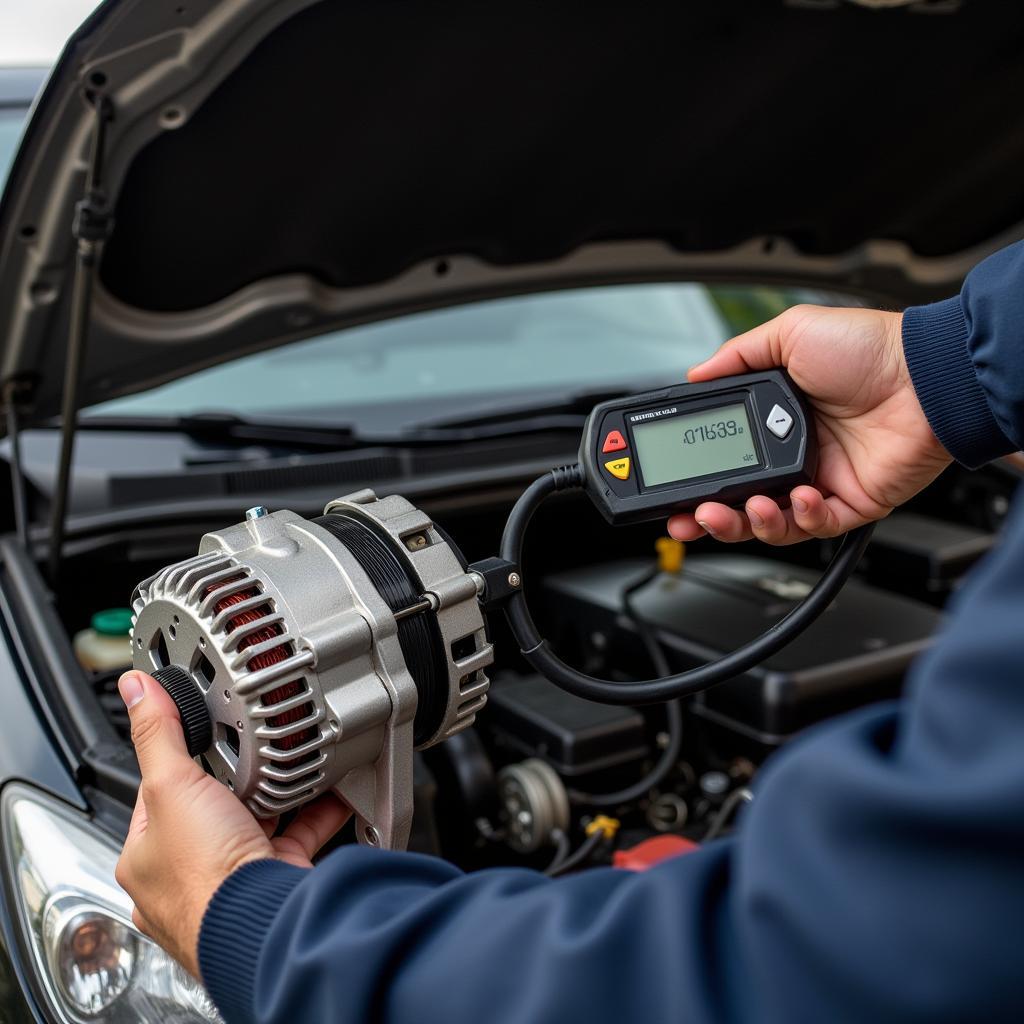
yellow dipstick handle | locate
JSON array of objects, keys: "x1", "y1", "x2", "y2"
[
  {"x1": 655, "y1": 537, "x2": 685, "y2": 575},
  {"x1": 585, "y1": 815, "x2": 621, "y2": 840}
]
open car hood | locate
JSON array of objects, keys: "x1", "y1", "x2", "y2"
[{"x1": 2, "y1": 0, "x2": 1024, "y2": 422}]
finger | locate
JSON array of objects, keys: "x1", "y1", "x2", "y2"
[
  {"x1": 787, "y1": 485, "x2": 866, "y2": 539},
  {"x1": 275, "y1": 794, "x2": 351, "y2": 862},
  {"x1": 119, "y1": 671, "x2": 200, "y2": 785},
  {"x1": 260, "y1": 815, "x2": 280, "y2": 840},
  {"x1": 744, "y1": 496, "x2": 811, "y2": 546},
  {"x1": 687, "y1": 312, "x2": 789, "y2": 382},
  {"x1": 693, "y1": 503, "x2": 754, "y2": 543},
  {"x1": 666, "y1": 514, "x2": 707, "y2": 542}
]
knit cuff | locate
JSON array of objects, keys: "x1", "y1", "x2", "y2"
[
  {"x1": 902, "y1": 297, "x2": 1015, "y2": 469},
  {"x1": 198, "y1": 858, "x2": 309, "y2": 1022}
]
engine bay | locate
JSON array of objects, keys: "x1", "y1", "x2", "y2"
[{"x1": 30, "y1": 454, "x2": 1013, "y2": 876}]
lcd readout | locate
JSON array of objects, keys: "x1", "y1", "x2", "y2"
[{"x1": 631, "y1": 403, "x2": 759, "y2": 486}]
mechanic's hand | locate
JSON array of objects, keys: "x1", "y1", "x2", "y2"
[
  {"x1": 668, "y1": 304, "x2": 952, "y2": 545},
  {"x1": 114, "y1": 670, "x2": 350, "y2": 978}
]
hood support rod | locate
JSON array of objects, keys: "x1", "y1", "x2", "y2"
[
  {"x1": 4, "y1": 382, "x2": 30, "y2": 551},
  {"x1": 47, "y1": 93, "x2": 114, "y2": 585}
]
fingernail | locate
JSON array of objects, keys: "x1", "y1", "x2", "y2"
[
  {"x1": 747, "y1": 507, "x2": 765, "y2": 529},
  {"x1": 792, "y1": 496, "x2": 809, "y2": 515},
  {"x1": 696, "y1": 520, "x2": 718, "y2": 538},
  {"x1": 118, "y1": 672, "x2": 145, "y2": 709}
]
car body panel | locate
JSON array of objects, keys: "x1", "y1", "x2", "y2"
[{"x1": 1, "y1": 1, "x2": 1024, "y2": 423}]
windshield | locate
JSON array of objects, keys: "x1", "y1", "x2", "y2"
[
  {"x1": 0, "y1": 108, "x2": 26, "y2": 186},
  {"x1": 90, "y1": 283, "x2": 851, "y2": 431}
]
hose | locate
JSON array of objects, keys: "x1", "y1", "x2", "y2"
[
  {"x1": 500, "y1": 466, "x2": 874, "y2": 705},
  {"x1": 568, "y1": 567, "x2": 683, "y2": 808},
  {"x1": 544, "y1": 828, "x2": 607, "y2": 878}
]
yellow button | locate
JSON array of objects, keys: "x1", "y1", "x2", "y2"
[{"x1": 604, "y1": 457, "x2": 631, "y2": 481}]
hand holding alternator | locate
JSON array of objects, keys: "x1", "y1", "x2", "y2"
[
  {"x1": 669, "y1": 306, "x2": 952, "y2": 544},
  {"x1": 113, "y1": 670, "x2": 350, "y2": 978}
]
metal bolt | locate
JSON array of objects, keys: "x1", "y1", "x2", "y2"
[
  {"x1": 508, "y1": 571, "x2": 522, "y2": 588},
  {"x1": 700, "y1": 770, "x2": 730, "y2": 798},
  {"x1": 404, "y1": 533, "x2": 428, "y2": 551},
  {"x1": 245, "y1": 506, "x2": 268, "y2": 520}
]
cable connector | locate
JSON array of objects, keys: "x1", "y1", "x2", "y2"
[
  {"x1": 549, "y1": 463, "x2": 585, "y2": 491},
  {"x1": 468, "y1": 556, "x2": 522, "y2": 613}
]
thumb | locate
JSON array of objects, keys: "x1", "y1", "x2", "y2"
[
  {"x1": 688, "y1": 311, "x2": 789, "y2": 382},
  {"x1": 118, "y1": 670, "x2": 198, "y2": 782}
]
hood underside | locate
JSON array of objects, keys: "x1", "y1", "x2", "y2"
[{"x1": 2, "y1": 0, "x2": 1024, "y2": 421}]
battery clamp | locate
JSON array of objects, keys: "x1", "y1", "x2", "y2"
[{"x1": 131, "y1": 371, "x2": 872, "y2": 849}]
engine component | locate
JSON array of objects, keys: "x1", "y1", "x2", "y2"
[
  {"x1": 864, "y1": 511, "x2": 993, "y2": 603},
  {"x1": 497, "y1": 758, "x2": 569, "y2": 854},
  {"x1": 542, "y1": 553, "x2": 943, "y2": 748},
  {"x1": 130, "y1": 491, "x2": 492, "y2": 850},
  {"x1": 485, "y1": 675, "x2": 649, "y2": 778},
  {"x1": 612, "y1": 835, "x2": 699, "y2": 872}
]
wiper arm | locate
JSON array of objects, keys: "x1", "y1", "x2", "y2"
[
  {"x1": 76, "y1": 412, "x2": 364, "y2": 452},
  {"x1": 75, "y1": 409, "x2": 584, "y2": 451},
  {"x1": 76, "y1": 386, "x2": 658, "y2": 451}
]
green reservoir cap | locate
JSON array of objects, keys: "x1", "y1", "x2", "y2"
[{"x1": 91, "y1": 608, "x2": 134, "y2": 637}]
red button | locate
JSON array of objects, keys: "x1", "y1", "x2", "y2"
[{"x1": 602, "y1": 430, "x2": 627, "y2": 453}]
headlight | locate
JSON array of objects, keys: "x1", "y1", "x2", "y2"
[{"x1": 1, "y1": 783, "x2": 221, "y2": 1023}]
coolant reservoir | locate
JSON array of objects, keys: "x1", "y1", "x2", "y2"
[{"x1": 74, "y1": 608, "x2": 134, "y2": 672}]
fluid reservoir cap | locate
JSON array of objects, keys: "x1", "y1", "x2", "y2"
[
  {"x1": 151, "y1": 665, "x2": 213, "y2": 757},
  {"x1": 91, "y1": 607, "x2": 134, "y2": 636}
]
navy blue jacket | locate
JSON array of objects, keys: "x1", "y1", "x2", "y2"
[{"x1": 198, "y1": 242, "x2": 1024, "y2": 1024}]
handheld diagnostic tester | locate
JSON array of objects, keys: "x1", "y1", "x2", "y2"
[{"x1": 579, "y1": 370, "x2": 817, "y2": 524}]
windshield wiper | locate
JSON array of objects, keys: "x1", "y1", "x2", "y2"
[
  {"x1": 74, "y1": 408, "x2": 589, "y2": 451},
  {"x1": 76, "y1": 412, "x2": 365, "y2": 452}
]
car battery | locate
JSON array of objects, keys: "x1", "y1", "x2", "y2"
[{"x1": 541, "y1": 554, "x2": 943, "y2": 747}]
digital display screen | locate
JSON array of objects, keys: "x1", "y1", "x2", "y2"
[{"x1": 631, "y1": 402, "x2": 759, "y2": 486}]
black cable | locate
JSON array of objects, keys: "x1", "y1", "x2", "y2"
[
  {"x1": 568, "y1": 567, "x2": 683, "y2": 808},
  {"x1": 501, "y1": 466, "x2": 875, "y2": 705},
  {"x1": 543, "y1": 828, "x2": 571, "y2": 874},
  {"x1": 544, "y1": 828, "x2": 606, "y2": 878}
]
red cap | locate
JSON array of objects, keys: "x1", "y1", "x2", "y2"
[{"x1": 612, "y1": 835, "x2": 699, "y2": 871}]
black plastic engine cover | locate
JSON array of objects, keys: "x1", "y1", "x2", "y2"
[
  {"x1": 484, "y1": 674, "x2": 649, "y2": 777},
  {"x1": 542, "y1": 554, "x2": 943, "y2": 746}
]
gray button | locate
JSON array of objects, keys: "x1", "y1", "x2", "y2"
[{"x1": 766, "y1": 404, "x2": 794, "y2": 439}]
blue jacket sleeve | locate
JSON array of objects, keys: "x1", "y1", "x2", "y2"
[
  {"x1": 199, "y1": 488, "x2": 1024, "y2": 1024},
  {"x1": 903, "y1": 240, "x2": 1024, "y2": 466}
]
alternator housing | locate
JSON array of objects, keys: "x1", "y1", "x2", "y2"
[{"x1": 130, "y1": 490, "x2": 492, "y2": 850}]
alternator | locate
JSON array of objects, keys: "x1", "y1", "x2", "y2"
[{"x1": 130, "y1": 490, "x2": 492, "y2": 850}]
